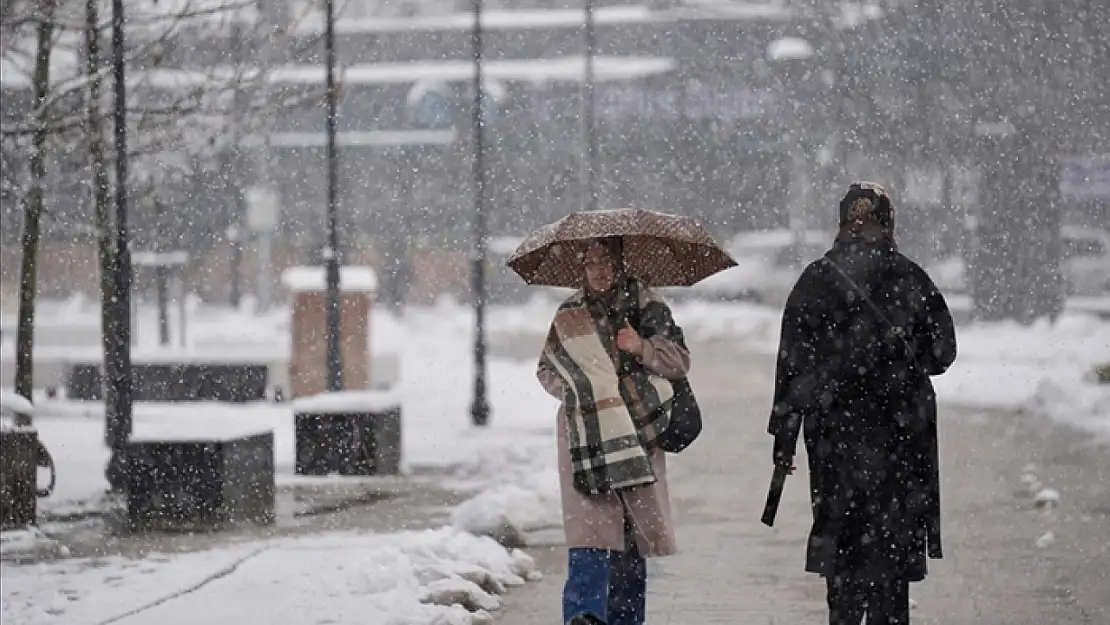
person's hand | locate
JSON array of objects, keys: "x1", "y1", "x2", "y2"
[
  {"x1": 616, "y1": 320, "x2": 644, "y2": 355},
  {"x1": 774, "y1": 450, "x2": 797, "y2": 475}
]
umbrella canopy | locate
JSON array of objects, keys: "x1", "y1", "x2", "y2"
[{"x1": 507, "y1": 208, "x2": 737, "y2": 288}]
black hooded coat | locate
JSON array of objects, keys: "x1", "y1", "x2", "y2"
[{"x1": 768, "y1": 235, "x2": 958, "y2": 583}]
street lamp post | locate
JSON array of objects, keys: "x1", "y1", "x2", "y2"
[
  {"x1": 106, "y1": 0, "x2": 133, "y2": 492},
  {"x1": 323, "y1": 0, "x2": 343, "y2": 392},
  {"x1": 155, "y1": 200, "x2": 171, "y2": 347},
  {"x1": 581, "y1": 0, "x2": 598, "y2": 211},
  {"x1": 470, "y1": 0, "x2": 490, "y2": 426}
]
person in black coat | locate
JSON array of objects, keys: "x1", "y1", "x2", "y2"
[{"x1": 768, "y1": 182, "x2": 958, "y2": 625}]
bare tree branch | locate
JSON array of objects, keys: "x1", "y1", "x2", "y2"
[{"x1": 1, "y1": 0, "x2": 332, "y2": 245}]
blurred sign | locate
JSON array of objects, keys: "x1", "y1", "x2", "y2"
[
  {"x1": 1058, "y1": 155, "x2": 1110, "y2": 201},
  {"x1": 245, "y1": 187, "x2": 280, "y2": 231},
  {"x1": 531, "y1": 82, "x2": 778, "y2": 123}
]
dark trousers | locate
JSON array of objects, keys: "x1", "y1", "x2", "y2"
[
  {"x1": 826, "y1": 573, "x2": 910, "y2": 625},
  {"x1": 563, "y1": 520, "x2": 646, "y2": 625}
]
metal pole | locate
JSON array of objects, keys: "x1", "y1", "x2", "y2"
[
  {"x1": 228, "y1": 215, "x2": 243, "y2": 308},
  {"x1": 470, "y1": 0, "x2": 490, "y2": 426},
  {"x1": 156, "y1": 262, "x2": 170, "y2": 346},
  {"x1": 228, "y1": 22, "x2": 245, "y2": 310},
  {"x1": 257, "y1": 225, "x2": 273, "y2": 311},
  {"x1": 155, "y1": 201, "x2": 170, "y2": 347},
  {"x1": 581, "y1": 0, "x2": 598, "y2": 211},
  {"x1": 107, "y1": 0, "x2": 133, "y2": 492},
  {"x1": 177, "y1": 275, "x2": 187, "y2": 348},
  {"x1": 324, "y1": 0, "x2": 343, "y2": 392}
]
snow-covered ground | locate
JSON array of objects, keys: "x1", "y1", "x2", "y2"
[
  {"x1": 0, "y1": 299, "x2": 562, "y2": 516},
  {"x1": 6, "y1": 296, "x2": 1104, "y2": 509},
  {"x1": 2, "y1": 296, "x2": 1107, "y2": 625},
  {"x1": 2, "y1": 298, "x2": 561, "y2": 625},
  {"x1": 931, "y1": 313, "x2": 1110, "y2": 437},
  {"x1": 2, "y1": 528, "x2": 539, "y2": 625}
]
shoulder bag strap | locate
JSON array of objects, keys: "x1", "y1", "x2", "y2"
[{"x1": 822, "y1": 255, "x2": 919, "y2": 370}]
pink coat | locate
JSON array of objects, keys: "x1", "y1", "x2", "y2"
[{"x1": 538, "y1": 336, "x2": 690, "y2": 557}]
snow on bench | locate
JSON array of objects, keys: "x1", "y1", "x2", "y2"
[{"x1": 291, "y1": 390, "x2": 402, "y2": 477}]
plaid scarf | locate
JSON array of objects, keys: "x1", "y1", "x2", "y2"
[{"x1": 540, "y1": 278, "x2": 677, "y2": 495}]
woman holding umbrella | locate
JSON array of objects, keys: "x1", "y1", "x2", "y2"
[{"x1": 508, "y1": 209, "x2": 735, "y2": 625}]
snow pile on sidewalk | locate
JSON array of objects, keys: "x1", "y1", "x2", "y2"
[
  {"x1": 2, "y1": 528, "x2": 536, "y2": 625},
  {"x1": 1025, "y1": 376, "x2": 1110, "y2": 437},
  {"x1": 933, "y1": 313, "x2": 1110, "y2": 436},
  {"x1": 450, "y1": 468, "x2": 562, "y2": 546},
  {"x1": 0, "y1": 526, "x2": 65, "y2": 560}
]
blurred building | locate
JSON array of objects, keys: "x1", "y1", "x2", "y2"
[{"x1": 2, "y1": 0, "x2": 1105, "y2": 305}]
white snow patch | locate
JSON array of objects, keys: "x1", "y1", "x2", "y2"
[
  {"x1": 267, "y1": 55, "x2": 676, "y2": 86},
  {"x1": 1, "y1": 528, "x2": 536, "y2": 625},
  {"x1": 0, "y1": 527, "x2": 62, "y2": 559},
  {"x1": 294, "y1": 6, "x2": 677, "y2": 35},
  {"x1": 291, "y1": 389, "x2": 402, "y2": 414},
  {"x1": 933, "y1": 313, "x2": 1110, "y2": 438},
  {"x1": 1033, "y1": 488, "x2": 1061, "y2": 509},
  {"x1": 0, "y1": 545, "x2": 263, "y2": 625},
  {"x1": 450, "y1": 474, "x2": 561, "y2": 545},
  {"x1": 128, "y1": 422, "x2": 273, "y2": 443},
  {"x1": 767, "y1": 36, "x2": 814, "y2": 61},
  {"x1": 268, "y1": 129, "x2": 457, "y2": 148},
  {"x1": 280, "y1": 265, "x2": 378, "y2": 292},
  {"x1": 0, "y1": 390, "x2": 34, "y2": 418},
  {"x1": 1025, "y1": 378, "x2": 1110, "y2": 439},
  {"x1": 1035, "y1": 531, "x2": 1056, "y2": 549}
]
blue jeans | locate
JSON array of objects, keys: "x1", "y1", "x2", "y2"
[{"x1": 563, "y1": 522, "x2": 647, "y2": 625}]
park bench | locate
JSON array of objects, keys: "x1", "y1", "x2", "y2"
[
  {"x1": 67, "y1": 360, "x2": 268, "y2": 403},
  {"x1": 126, "y1": 429, "x2": 275, "y2": 532},
  {"x1": 292, "y1": 390, "x2": 402, "y2": 477}
]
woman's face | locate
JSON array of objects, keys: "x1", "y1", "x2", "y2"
[{"x1": 583, "y1": 243, "x2": 617, "y2": 294}]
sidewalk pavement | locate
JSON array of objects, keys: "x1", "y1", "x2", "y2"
[
  {"x1": 2, "y1": 471, "x2": 475, "y2": 562},
  {"x1": 496, "y1": 345, "x2": 1110, "y2": 625}
]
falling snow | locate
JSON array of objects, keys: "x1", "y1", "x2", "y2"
[{"x1": 2, "y1": 0, "x2": 1109, "y2": 623}]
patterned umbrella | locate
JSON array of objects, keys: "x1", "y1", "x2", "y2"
[{"x1": 507, "y1": 208, "x2": 737, "y2": 287}]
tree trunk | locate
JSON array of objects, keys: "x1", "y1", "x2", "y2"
[
  {"x1": 14, "y1": 0, "x2": 57, "y2": 400},
  {"x1": 87, "y1": 0, "x2": 116, "y2": 405}
]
